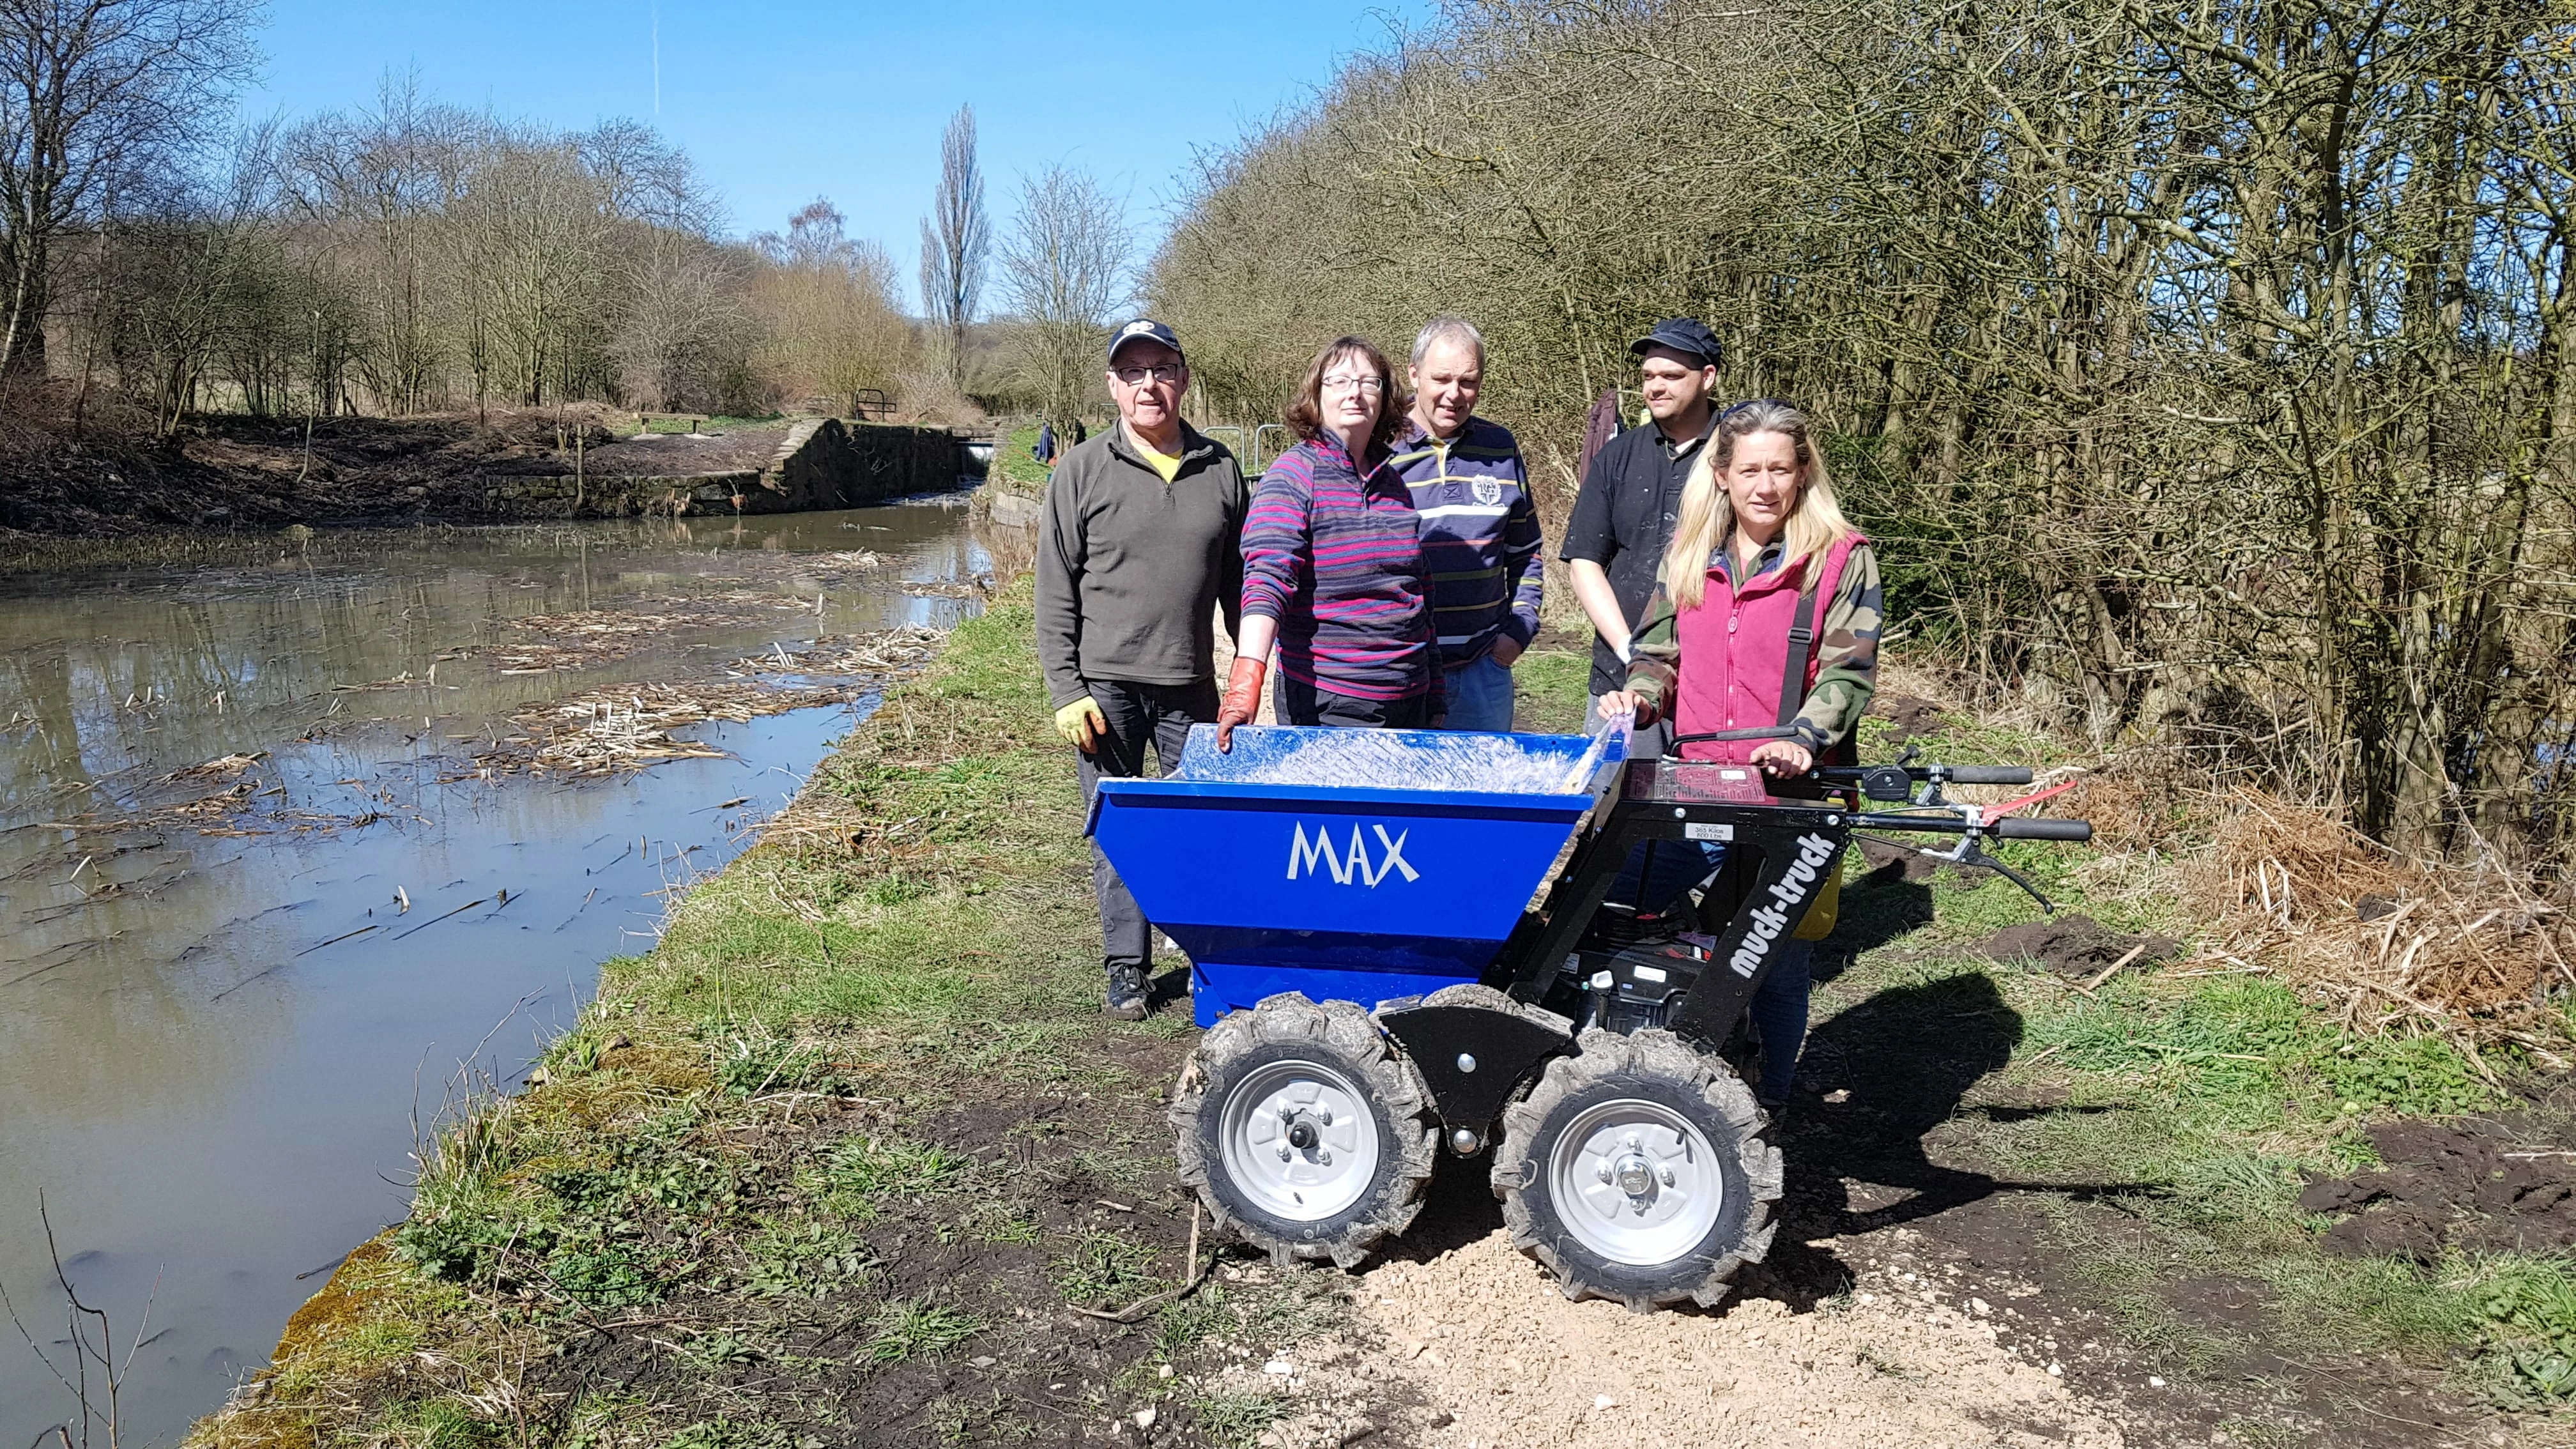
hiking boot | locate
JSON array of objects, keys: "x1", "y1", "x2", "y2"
[{"x1": 1103, "y1": 963, "x2": 1149, "y2": 1021}]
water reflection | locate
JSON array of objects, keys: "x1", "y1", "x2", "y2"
[{"x1": 0, "y1": 500, "x2": 992, "y2": 1443}]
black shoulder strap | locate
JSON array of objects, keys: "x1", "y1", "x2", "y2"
[{"x1": 1778, "y1": 572, "x2": 1821, "y2": 729}]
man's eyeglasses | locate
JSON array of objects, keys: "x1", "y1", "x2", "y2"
[
  {"x1": 1321, "y1": 374, "x2": 1386, "y2": 395},
  {"x1": 1113, "y1": 363, "x2": 1185, "y2": 385}
]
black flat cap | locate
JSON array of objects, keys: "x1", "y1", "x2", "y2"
[
  {"x1": 1629, "y1": 318, "x2": 1722, "y2": 369},
  {"x1": 1107, "y1": 318, "x2": 1184, "y2": 365}
]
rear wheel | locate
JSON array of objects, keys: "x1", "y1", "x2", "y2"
[
  {"x1": 1492, "y1": 1029, "x2": 1780, "y2": 1311},
  {"x1": 1171, "y1": 992, "x2": 1438, "y2": 1269}
]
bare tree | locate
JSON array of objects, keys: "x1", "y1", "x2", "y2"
[
  {"x1": 1148, "y1": 0, "x2": 2576, "y2": 862},
  {"x1": 280, "y1": 75, "x2": 470, "y2": 414},
  {"x1": 753, "y1": 199, "x2": 908, "y2": 413},
  {"x1": 997, "y1": 163, "x2": 1127, "y2": 429},
  {"x1": 579, "y1": 115, "x2": 717, "y2": 233},
  {"x1": 917, "y1": 103, "x2": 988, "y2": 388},
  {"x1": 0, "y1": 0, "x2": 259, "y2": 374},
  {"x1": 609, "y1": 226, "x2": 744, "y2": 411},
  {"x1": 441, "y1": 130, "x2": 615, "y2": 410}
]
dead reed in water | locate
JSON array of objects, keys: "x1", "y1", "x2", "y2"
[
  {"x1": 465, "y1": 625, "x2": 948, "y2": 778},
  {"x1": 475, "y1": 683, "x2": 847, "y2": 777},
  {"x1": 34, "y1": 751, "x2": 388, "y2": 841},
  {"x1": 745, "y1": 625, "x2": 946, "y2": 677}
]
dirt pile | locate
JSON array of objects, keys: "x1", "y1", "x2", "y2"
[
  {"x1": 1356, "y1": 1229, "x2": 2124, "y2": 1449},
  {"x1": 0, "y1": 404, "x2": 740, "y2": 538},
  {"x1": 2301, "y1": 1116, "x2": 2576, "y2": 1262},
  {"x1": 1980, "y1": 913, "x2": 2179, "y2": 977},
  {"x1": 1853, "y1": 835, "x2": 1961, "y2": 885},
  {"x1": 1876, "y1": 693, "x2": 1952, "y2": 743}
]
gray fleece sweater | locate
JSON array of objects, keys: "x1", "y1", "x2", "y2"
[{"x1": 1035, "y1": 422, "x2": 1248, "y2": 708}]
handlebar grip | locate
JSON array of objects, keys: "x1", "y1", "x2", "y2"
[
  {"x1": 1993, "y1": 816, "x2": 2092, "y2": 842},
  {"x1": 1946, "y1": 765, "x2": 2034, "y2": 785}
]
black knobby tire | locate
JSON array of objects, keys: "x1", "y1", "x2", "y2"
[
  {"x1": 1491, "y1": 1028, "x2": 1781, "y2": 1312},
  {"x1": 1170, "y1": 992, "x2": 1438, "y2": 1269}
]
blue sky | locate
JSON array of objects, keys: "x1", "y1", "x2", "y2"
[{"x1": 240, "y1": 1, "x2": 1426, "y2": 280}]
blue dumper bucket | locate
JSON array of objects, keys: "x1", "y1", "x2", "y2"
[{"x1": 1090, "y1": 724, "x2": 1626, "y2": 1026}]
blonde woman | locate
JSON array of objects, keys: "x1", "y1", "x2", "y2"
[{"x1": 1595, "y1": 399, "x2": 1882, "y2": 1108}]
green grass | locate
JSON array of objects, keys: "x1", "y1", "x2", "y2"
[
  {"x1": 1049, "y1": 1228, "x2": 1165, "y2": 1308},
  {"x1": 1512, "y1": 644, "x2": 1593, "y2": 732},
  {"x1": 1184, "y1": 1387, "x2": 1289, "y2": 1449},
  {"x1": 991, "y1": 423, "x2": 1055, "y2": 492},
  {"x1": 865, "y1": 1297, "x2": 985, "y2": 1364},
  {"x1": 737, "y1": 1217, "x2": 872, "y2": 1299},
  {"x1": 659, "y1": 1420, "x2": 792, "y2": 1449}
]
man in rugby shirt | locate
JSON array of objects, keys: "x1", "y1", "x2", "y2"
[{"x1": 1392, "y1": 316, "x2": 1542, "y2": 731}]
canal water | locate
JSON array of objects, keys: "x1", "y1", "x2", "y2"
[{"x1": 0, "y1": 500, "x2": 993, "y2": 1443}]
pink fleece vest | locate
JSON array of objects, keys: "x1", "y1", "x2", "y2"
[{"x1": 1673, "y1": 533, "x2": 1864, "y2": 763}]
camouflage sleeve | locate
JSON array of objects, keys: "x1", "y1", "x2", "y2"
[
  {"x1": 1621, "y1": 584, "x2": 1682, "y2": 724},
  {"x1": 1791, "y1": 543, "x2": 1882, "y2": 751}
]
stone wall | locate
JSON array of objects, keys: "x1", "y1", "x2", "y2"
[{"x1": 480, "y1": 421, "x2": 967, "y2": 519}]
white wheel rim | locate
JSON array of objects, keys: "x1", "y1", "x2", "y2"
[
  {"x1": 1549, "y1": 1096, "x2": 1725, "y2": 1266},
  {"x1": 1218, "y1": 1057, "x2": 1381, "y2": 1223}
]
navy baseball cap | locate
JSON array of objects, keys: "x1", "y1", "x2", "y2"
[
  {"x1": 1629, "y1": 318, "x2": 1722, "y2": 369},
  {"x1": 1107, "y1": 318, "x2": 1184, "y2": 365}
]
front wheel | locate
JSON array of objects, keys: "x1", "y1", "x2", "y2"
[
  {"x1": 1171, "y1": 993, "x2": 1437, "y2": 1269},
  {"x1": 1492, "y1": 1029, "x2": 1781, "y2": 1311}
]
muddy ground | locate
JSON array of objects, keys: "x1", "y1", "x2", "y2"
[{"x1": 2303, "y1": 1095, "x2": 2576, "y2": 1263}]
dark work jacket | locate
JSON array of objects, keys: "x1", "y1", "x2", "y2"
[
  {"x1": 1036, "y1": 422, "x2": 1248, "y2": 708},
  {"x1": 1558, "y1": 417, "x2": 1712, "y2": 694}
]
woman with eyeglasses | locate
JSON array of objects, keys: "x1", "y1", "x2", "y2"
[
  {"x1": 1595, "y1": 399, "x2": 1883, "y2": 1110},
  {"x1": 1218, "y1": 335, "x2": 1443, "y2": 745}
]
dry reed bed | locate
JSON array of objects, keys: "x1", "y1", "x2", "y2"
[{"x1": 2065, "y1": 765, "x2": 2576, "y2": 1058}]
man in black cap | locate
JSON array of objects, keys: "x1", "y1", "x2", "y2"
[
  {"x1": 1036, "y1": 318, "x2": 1249, "y2": 1018},
  {"x1": 1558, "y1": 318, "x2": 1724, "y2": 747}
]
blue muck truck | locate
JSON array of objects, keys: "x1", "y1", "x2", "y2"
[{"x1": 1090, "y1": 721, "x2": 2089, "y2": 1311}]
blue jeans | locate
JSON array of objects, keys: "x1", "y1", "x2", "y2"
[
  {"x1": 1609, "y1": 839, "x2": 1813, "y2": 1103},
  {"x1": 1439, "y1": 652, "x2": 1516, "y2": 732}
]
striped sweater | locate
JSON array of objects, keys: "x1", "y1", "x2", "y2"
[
  {"x1": 1239, "y1": 433, "x2": 1444, "y2": 709},
  {"x1": 1392, "y1": 416, "x2": 1544, "y2": 666}
]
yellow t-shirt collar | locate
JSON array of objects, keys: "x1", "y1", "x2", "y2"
[{"x1": 1125, "y1": 424, "x2": 1184, "y2": 484}]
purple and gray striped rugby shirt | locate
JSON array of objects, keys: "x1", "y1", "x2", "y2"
[
  {"x1": 1239, "y1": 434, "x2": 1444, "y2": 708},
  {"x1": 1391, "y1": 415, "x2": 1544, "y2": 667}
]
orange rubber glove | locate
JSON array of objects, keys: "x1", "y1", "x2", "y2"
[{"x1": 1216, "y1": 655, "x2": 1266, "y2": 752}]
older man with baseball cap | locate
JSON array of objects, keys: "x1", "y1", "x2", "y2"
[
  {"x1": 1559, "y1": 318, "x2": 1724, "y2": 751},
  {"x1": 1036, "y1": 319, "x2": 1250, "y2": 1019}
]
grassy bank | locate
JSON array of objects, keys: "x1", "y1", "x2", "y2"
[{"x1": 190, "y1": 622, "x2": 2576, "y2": 1448}]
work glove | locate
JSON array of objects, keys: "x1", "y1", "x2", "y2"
[
  {"x1": 1054, "y1": 696, "x2": 1107, "y2": 752},
  {"x1": 1215, "y1": 656, "x2": 1266, "y2": 752}
]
